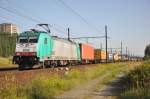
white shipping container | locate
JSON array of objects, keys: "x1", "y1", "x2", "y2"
[{"x1": 108, "y1": 53, "x2": 113, "y2": 61}]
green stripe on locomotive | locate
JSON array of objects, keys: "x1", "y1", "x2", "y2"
[
  {"x1": 76, "y1": 43, "x2": 81, "y2": 60},
  {"x1": 37, "y1": 33, "x2": 54, "y2": 61}
]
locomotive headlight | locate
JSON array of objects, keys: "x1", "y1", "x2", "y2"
[
  {"x1": 16, "y1": 52, "x2": 21, "y2": 56},
  {"x1": 32, "y1": 52, "x2": 36, "y2": 56}
]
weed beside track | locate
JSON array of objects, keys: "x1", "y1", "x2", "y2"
[
  {"x1": 120, "y1": 61, "x2": 150, "y2": 99},
  {"x1": 0, "y1": 62, "x2": 141, "y2": 99}
]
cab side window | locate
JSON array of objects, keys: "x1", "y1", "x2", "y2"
[{"x1": 44, "y1": 38, "x2": 47, "y2": 44}]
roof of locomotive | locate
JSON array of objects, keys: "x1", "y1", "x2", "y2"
[
  {"x1": 19, "y1": 30, "x2": 47, "y2": 37},
  {"x1": 19, "y1": 30, "x2": 78, "y2": 44}
]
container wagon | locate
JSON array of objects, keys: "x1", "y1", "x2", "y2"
[
  {"x1": 108, "y1": 53, "x2": 114, "y2": 62},
  {"x1": 113, "y1": 53, "x2": 120, "y2": 62},
  {"x1": 94, "y1": 49, "x2": 101, "y2": 63},
  {"x1": 79, "y1": 43, "x2": 94, "y2": 64},
  {"x1": 100, "y1": 50, "x2": 107, "y2": 63}
]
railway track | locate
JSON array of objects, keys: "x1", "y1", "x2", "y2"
[
  {"x1": 0, "y1": 67, "x2": 18, "y2": 72},
  {"x1": 0, "y1": 60, "x2": 141, "y2": 73},
  {"x1": 0, "y1": 63, "x2": 96, "y2": 72},
  {"x1": 0, "y1": 64, "x2": 89, "y2": 75},
  {"x1": 0, "y1": 66, "x2": 67, "y2": 73}
]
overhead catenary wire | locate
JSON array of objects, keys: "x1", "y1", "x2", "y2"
[
  {"x1": 0, "y1": 5, "x2": 84, "y2": 42},
  {"x1": 57, "y1": 0, "x2": 106, "y2": 42},
  {"x1": 57, "y1": 0, "x2": 103, "y2": 34},
  {"x1": 0, "y1": 1, "x2": 69, "y2": 35},
  {"x1": 4, "y1": 0, "x2": 43, "y2": 23},
  {"x1": 0, "y1": 0, "x2": 98, "y2": 44},
  {"x1": 0, "y1": 15, "x2": 16, "y2": 22},
  {"x1": 0, "y1": 6, "x2": 67, "y2": 34},
  {"x1": 2, "y1": 0, "x2": 94, "y2": 37},
  {"x1": 0, "y1": 6, "x2": 41, "y2": 23}
]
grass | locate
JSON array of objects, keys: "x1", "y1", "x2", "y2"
[
  {"x1": 120, "y1": 60, "x2": 150, "y2": 99},
  {"x1": 0, "y1": 57, "x2": 16, "y2": 67},
  {"x1": 93, "y1": 62, "x2": 139, "y2": 93},
  {"x1": 0, "y1": 72, "x2": 26, "y2": 99},
  {"x1": 25, "y1": 63, "x2": 127, "y2": 99},
  {"x1": 0, "y1": 62, "x2": 140, "y2": 99}
]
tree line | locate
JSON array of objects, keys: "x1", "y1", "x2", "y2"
[
  {"x1": 0, "y1": 33, "x2": 18, "y2": 57},
  {"x1": 145, "y1": 44, "x2": 150, "y2": 59}
]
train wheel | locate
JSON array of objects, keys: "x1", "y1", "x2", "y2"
[
  {"x1": 47, "y1": 60, "x2": 51, "y2": 68},
  {"x1": 51, "y1": 65, "x2": 55, "y2": 68},
  {"x1": 18, "y1": 65, "x2": 24, "y2": 70},
  {"x1": 51, "y1": 61, "x2": 56, "y2": 68}
]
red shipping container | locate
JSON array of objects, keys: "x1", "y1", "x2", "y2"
[{"x1": 80, "y1": 43, "x2": 94, "y2": 60}]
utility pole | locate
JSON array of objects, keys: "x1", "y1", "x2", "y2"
[
  {"x1": 100, "y1": 43, "x2": 102, "y2": 50},
  {"x1": 105, "y1": 25, "x2": 108, "y2": 63},
  {"x1": 126, "y1": 46, "x2": 128, "y2": 60},
  {"x1": 126, "y1": 46, "x2": 127, "y2": 55},
  {"x1": 67, "y1": 28, "x2": 70, "y2": 41},
  {"x1": 121, "y1": 41, "x2": 123, "y2": 61},
  {"x1": 128, "y1": 49, "x2": 130, "y2": 61},
  {"x1": 110, "y1": 48, "x2": 113, "y2": 53}
]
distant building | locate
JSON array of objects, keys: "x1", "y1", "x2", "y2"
[{"x1": 0, "y1": 23, "x2": 19, "y2": 34}]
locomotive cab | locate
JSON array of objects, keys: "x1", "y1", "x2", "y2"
[{"x1": 13, "y1": 31, "x2": 40, "y2": 70}]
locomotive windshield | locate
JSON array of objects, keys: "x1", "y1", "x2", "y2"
[
  {"x1": 18, "y1": 37, "x2": 38, "y2": 43},
  {"x1": 29, "y1": 38, "x2": 38, "y2": 43},
  {"x1": 19, "y1": 38, "x2": 28, "y2": 43},
  {"x1": 18, "y1": 31, "x2": 40, "y2": 43}
]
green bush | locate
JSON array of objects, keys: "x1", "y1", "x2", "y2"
[
  {"x1": 26, "y1": 76, "x2": 58, "y2": 99},
  {"x1": 121, "y1": 61, "x2": 150, "y2": 99}
]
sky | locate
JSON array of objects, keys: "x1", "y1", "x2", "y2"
[{"x1": 0, "y1": 0, "x2": 150, "y2": 56}]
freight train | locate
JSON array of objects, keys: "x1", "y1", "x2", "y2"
[
  {"x1": 13, "y1": 30, "x2": 139, "y2": 70},
  {"x1": 13, "y1": 30, "x2": 95, "y2": 70}
]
